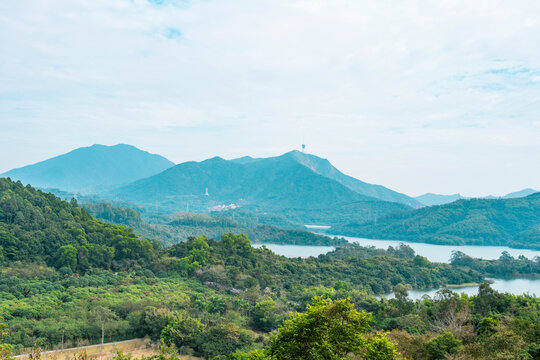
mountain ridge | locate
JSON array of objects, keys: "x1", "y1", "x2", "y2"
[
  {"x1": 415, "y1": 188, "x2": 539, "y2": 206},
  {"x1": 331, "y1": 193, "x2": 540, "y2": 250},
  {"x1": 111, "y1": 152, "x2": 410, "y2": 224},
  {"x1": 282, "y1": 150, "x2": 421, "y2": 207},
  {"x1": 1, "y1": 144, "x2": 175, "y2": 194}
]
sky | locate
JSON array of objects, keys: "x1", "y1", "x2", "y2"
[{"x1": 1, "y1": 0, "x2": 539, "y2": 197}]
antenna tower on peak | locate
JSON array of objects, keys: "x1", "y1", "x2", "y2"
[{"x1": 302, "y1": 143, "x2": 306, "y2": 153}]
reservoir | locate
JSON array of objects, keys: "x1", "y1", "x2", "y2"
[
  {"x1": 382, "y1": 278, "x2": 540, "y2": 299},
  {"x1": 256, "y1": 236, "x2": 540, "y2": 263},
  {"x1": 253, "y1": 236, "x2": 540, "y2": 297},
  {"x1": 342, "y1": 236, "x2": 540, "y2": 263}
]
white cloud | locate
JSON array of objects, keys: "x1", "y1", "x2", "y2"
[{"x1": 1, "y1": 0, "x2": 539, "y2": 196}]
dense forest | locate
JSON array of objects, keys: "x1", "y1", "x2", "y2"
[
  {"x1": 331, "y1": 193, "x2": 540, "y2": 250},
  {"x1": 0, "y1": 178, "x2": 158, "y2": 270},
  {"x1": 1, "y1": 178, "x2": 539, "y2": 360},
  {"x1": 1, "y1": 239, "x2": 539, "y2": 359}
]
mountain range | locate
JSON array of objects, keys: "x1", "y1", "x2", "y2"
[
  {"x1": 1, "y1": 145, "x2": 416, "y2": 225},
  {"x1": 111, "y1": 151, "x2": 411, "y2": 224},
  {"x1": 2, "y1": 144, "x2": 537, "y2": 228},
  {"x1": 243, "y1": 151, "x2": 422, "y2": 207},
  {"x1": 331, "y1": 193, "x2": 540, "y2": 250},
  {"x1": 1, "y1": 144, "x2": 174, "y2": 194},
  {"x1": 414, "y1": 188, "x2": 539, "y2": 206}
]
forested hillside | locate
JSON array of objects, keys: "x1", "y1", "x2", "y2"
[
  {"x1": 332, "y1": 193, "x2": 540, "y2": 249},
  {"x1": 111, "y1": 154, "x2": 410, "y2": 225},
  {"x1": 1, "y1": 179, "x2": 539, "y2": 360},
  {"x1": 0, "y1": 178, "x2": 157, "y2": 270}
]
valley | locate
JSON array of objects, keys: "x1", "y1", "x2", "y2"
[{"x1": 1, "y1": 145, "x2": 539, "y2": 360}]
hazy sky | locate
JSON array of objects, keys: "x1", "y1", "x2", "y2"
[{"x1": 1, "y1": 0, "x2": 539, "y2": 197}]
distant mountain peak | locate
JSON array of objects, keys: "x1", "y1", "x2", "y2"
[
  {"x1": 202, "y1": 156, "x2": 227, "y2": 163},
  {"x1": 503, "y1": 188, "x2": 539, "y2": 199},
  {"x1": 416, "y1": 188, "x2": 539, "y2": 206},
  {"x1": 1, "y1": 144, "x2": 175, "y2": 194},
  {"x1": 276, "y1": 150, "x2": 420, "y2": 207}
]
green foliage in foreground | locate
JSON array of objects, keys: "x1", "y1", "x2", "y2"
[
  {"x1": 263, "y1": 297, "x2": 402, "y2": 360},
  {"x1": 3, "y1": 274, "x2": 539, "y2": 360},
  {"x1": 0, "y1": 179, "x2": 539, "y2": 359},
  {"x1": 331, "y1": 193, "x2": 540, "y2": 250}
]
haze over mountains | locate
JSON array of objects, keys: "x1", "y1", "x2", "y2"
[
  {"x1": 414, "y1": 188, "x2": 539, "y2": 206},
  {"x1": 1, "y1": 144, "x2": 174, "y2": 194},
  {"x1": 1, "y1": 144, "x2": 415, "y2": 225},
  {"x1": 261, "y1": 151, "x2": 422, "y2": 207},
  {"x1": 111, "y1": 151, "x2": 411, "y2": 224},
  {"x1": 2, "y1": 144, "x2": 537, "y2": 228}
]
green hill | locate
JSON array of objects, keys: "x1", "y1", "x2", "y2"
[
  {"x1": 331, "y1": 193, "x2": 540, "y2": 249},
  {"x1": 111, "y1": 153, "x2": 410, "y2": 225},
  {"x1": 0, "y1": 178, "x2": 157, "y2": 269},
  {"x1": 1, "y1": 144, "x2": 174, "y2": 194}
]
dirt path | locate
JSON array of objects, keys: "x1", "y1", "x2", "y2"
[{"x1": 14, "y1": 339, "x2": 202, "y2": 360}]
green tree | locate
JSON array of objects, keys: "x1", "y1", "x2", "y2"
[
  {"x1": 199, "y1": 323, "x2": 253, "y2": 359},
  {"x1": 364, "y1": 333, "x2": 403, "y2": 360},
  {"x1": 252, "y1": 299, "x2": 280, "y2": 332},
  {"x1": 478, "y1": 317, "x2": 499, "y2": 337},
  {"x1": 141, "y1": 307, "x2": 176, "y2": 340},
  {"x1": 86, "y1": 243, "x2": 115, "y2": 269},
  {"x1": 425, "y1": 332, "x2": 462, "y2": 360},
  {"x1": 0, "y1": 316, "x2": 13, "y2": 360},
  {"x1": 90, "y1": 305, "x2": 118, "y2": 345},
  {"x1": 189, "y1": 236, "x2": 210, "y2": 265},
  {"x1": 266, "y1": 297, "x2": 400, "y2": 360},
  {"x1": 54, "y1": 245, "x2": 78, "y2": 271},
  {"x1": 161, "y1": 317, "x2": 206, "y2": 352}
]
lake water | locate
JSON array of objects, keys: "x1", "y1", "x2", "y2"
[
  {"x1": 382, "y1": 278, "x2": 540, "y2": 300},
  {"x1": 341, "y1": 236, "x2": 540, "y2": 263},
  {"x1": 305, "y1": 225, "x2": 332, "y2": 230},
  {"x1": 255, "y1": 236, "x2": 540, "y2": 263},
  {"x1": 253, "y1": 235, "x2": 540, "y2": 297}
]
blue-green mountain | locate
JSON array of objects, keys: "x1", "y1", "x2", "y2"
[
  {"x1": 112, "y1": 151, "x2": 411, "y2": 225},
  {"x1": 415, "y1": 188, "x2": 539, "y2": 206},
  {"x1": 1, "y1": 144, "x2": 174, "y2": 194},
  {"x1": 232, "y1": 151, "x2": 421, "y2": 207},
  {"x1": 502, "y1": 188, "x2": 538, "y2": 199},
  {"x1": 331, "y1": 193, "x2": 540, "y2": 249}
]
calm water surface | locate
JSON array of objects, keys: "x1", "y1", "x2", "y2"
[
  {"x1": 342, "y1": 235, "x2": 540, "y2": 263},
  {"x1": 253, "y1": 235, "x2": 540, "y2": 297},
  {"x1": 383, "y1": 278, "x2": 540, "y2": 300}
]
